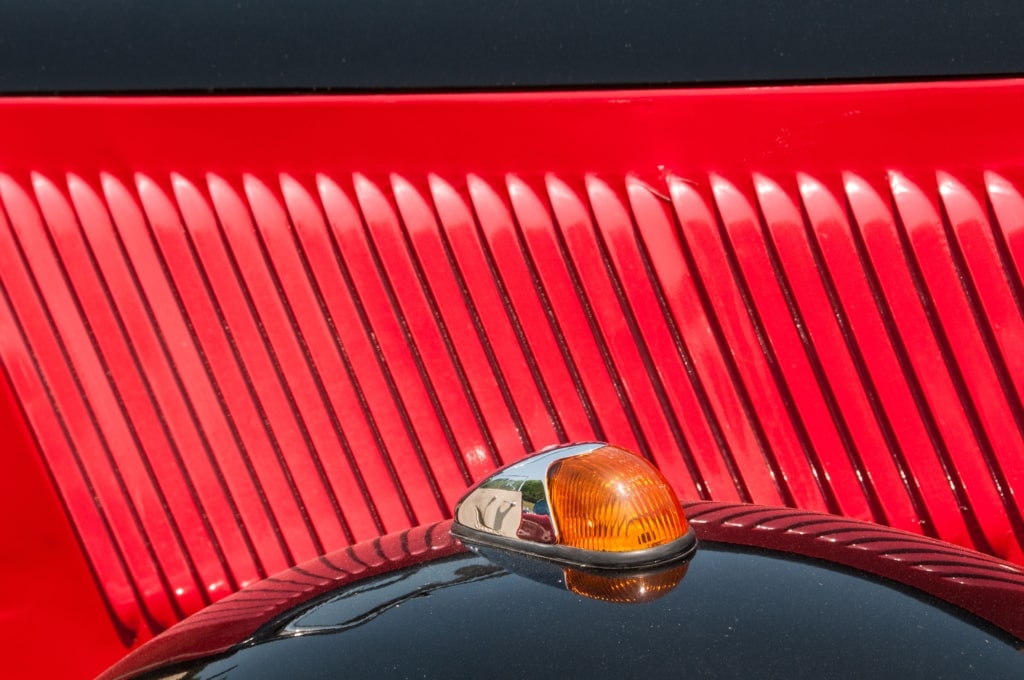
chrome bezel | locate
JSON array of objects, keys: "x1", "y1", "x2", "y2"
[{"x1": 452, "y1": 521, "x2": 697, "y2": 570}]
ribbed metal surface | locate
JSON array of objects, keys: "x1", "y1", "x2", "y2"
[
  {"x1": 2, "y1": 169, "x2": 1023, "y2": 636},
  {"x1": 688, "y1": 501, "x2": 1024, "y2": 629}
]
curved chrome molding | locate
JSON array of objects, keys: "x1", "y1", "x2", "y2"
[{"x1": 452, "y1": 521, "x2": 697, "y2": 570}]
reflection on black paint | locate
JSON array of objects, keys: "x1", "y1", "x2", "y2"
[
  {"x1": 274, "y1": 557, "x2": 505, "y2": 635},
  {"x1": 179, "y1": 545, "x2": 1023, "y2": 680}
]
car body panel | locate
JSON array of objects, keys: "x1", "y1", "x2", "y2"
[
  {"x1": 3, "y1": 81, "x2": 1024, "y2": 676},
  {"x1": 100, "y1": 502, "x2": 1024, "y2": 680},
  {"x1": 1, "y1": 0, "x2": 1024, "y2": 667},
  {"x1": 143, "y1": 549, "x2": 1024, "y2": 679}
]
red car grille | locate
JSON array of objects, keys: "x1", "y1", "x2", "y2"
[{"x1": 0, "y1": 82, "x2": 1022, "y2": 646}]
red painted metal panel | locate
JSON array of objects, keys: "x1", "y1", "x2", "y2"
[
  {"x1": 1, "y1": 80, "x2": 1023, "y2": 675},
  {"x1": 432, "y1": 175, "x2": 563, "y2": 451},
  {"x1": 845, "y1": 173, "x2": 1020, "y2": 560},
  {"x1": 796, "y1": 174, "x2": 969, "y2": 546},
  {"x1": 0, "y1": 355, "x2": 129, "y2": 680}
]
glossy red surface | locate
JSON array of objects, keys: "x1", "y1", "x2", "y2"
[
  {"x1": 0, "y1": 356, "x2": 126, "y2": 679},
  {"x1": 1, "y1": 80, "x2": 1024, "y2": 676}
]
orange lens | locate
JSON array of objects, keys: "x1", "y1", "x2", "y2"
[
  {"x1": 546, "y1": 445, "x2": 688, "y2": 552},
  {"x1": 564, "y1": 563, "x2": 689, "y2": 604}
]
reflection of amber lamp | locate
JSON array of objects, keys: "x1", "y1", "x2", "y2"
[
  {"x1": 564, "y1": 563, "x2": 690, "y2": 604},
  {"x1": 452, "y1": 442, "x2": 697, "y2": 573}
]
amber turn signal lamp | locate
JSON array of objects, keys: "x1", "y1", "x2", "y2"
[
  {"x1": 547, "y1": 445, "x2": 689, "y2": 553},
  {"x1": 451, "y1": 442, "x2": 697, "y2": 570}
]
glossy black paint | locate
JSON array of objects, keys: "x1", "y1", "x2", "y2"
[
  {"x1": 1, "y1": 1, "x2": 1023, "y2": 93},
  {"x1": 151, "y1": 544, "x2": 1024, "y2": 680}
]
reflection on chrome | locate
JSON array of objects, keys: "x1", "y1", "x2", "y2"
[{"x1": 454, "y1": 442, "x2": 603, "y2": 543}]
